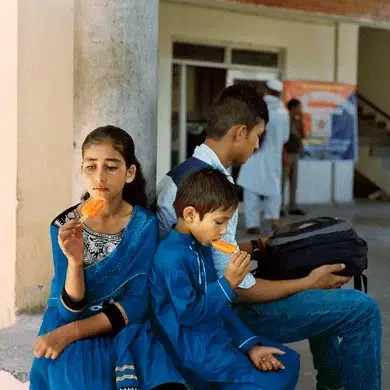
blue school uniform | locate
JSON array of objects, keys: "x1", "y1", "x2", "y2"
[
  {"x1": 149, "y1": 229, "x2": 300, "y2": 390},
  {"x1": 30, "y1": 205, "x2": 184, "y2": 390}
]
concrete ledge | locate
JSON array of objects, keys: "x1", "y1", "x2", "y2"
[{"x1": 0, "y1": 371, "x2": 29, "y2": 389}]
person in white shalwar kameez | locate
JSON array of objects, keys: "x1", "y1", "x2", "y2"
[{"x1": 237, "y1": 79, "x2": 289, "y2": 234}]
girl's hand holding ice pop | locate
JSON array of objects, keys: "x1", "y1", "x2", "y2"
[
  {"x1": 58, "y1": 220, "x2": 84, "y2": 268},
  {"x1": 58, "y1": 199, "x2": 104, "y2": 267}
]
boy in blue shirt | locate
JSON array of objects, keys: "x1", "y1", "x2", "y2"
[{"x1": 150, "y1": 168, "x2": 300, "y2": 390}]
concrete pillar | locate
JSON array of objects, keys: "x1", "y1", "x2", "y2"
[
  {"x1": 73, "y1": 0, "x2": 159, "y2": 202},
  {"x1": 336, "y1": 23, "x2": 359, "y2": 84},
  {"x1": 333, "y1": 22, "x2": 359, "y2": 203}
]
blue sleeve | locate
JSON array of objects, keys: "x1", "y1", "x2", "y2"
[
  {"x1": 163, "y1": 255, "x2": 238, "y2": 327},
  {"x1": 220, "y1": 305, "x2": 262, "y2": 353},
  {"x1": 50, "y1": 225, "x2": 88, "y2": 323},
  {"x1": 156, "y1": 176, "x2": 178, "y2": 241},
  {"x1": 112, "y1": 218, "x2": 158, "y2": 326}
]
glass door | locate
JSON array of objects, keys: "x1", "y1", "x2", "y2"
[{"x1": 171, "y1": 64, "x2": 227, "y2": 168}]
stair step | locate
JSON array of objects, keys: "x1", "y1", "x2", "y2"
[
  {"x1": 359, "y1": 123, "x2": 390, "y2": 133},
  {"x1": 360, "y1": 113, "x2": 376, "y2": 120},
  {"x1": 359, "y1": 136, "x2": 390, "y2": 146},
  {"x1": 359, "y1": 129, "x2": 390, "y2": 138},
  {"x1": 370, "y1": 145, "x2": 390, "y2": 157},
  {"x1": 359, "y1": 119, "x2": 377, "y2": 128},
  {"x1": 354, "y1": 169, "x2": 380, "y2": 199},
  {"x1": 377, "y1": 121, "x2": 388, "y2": 129}
]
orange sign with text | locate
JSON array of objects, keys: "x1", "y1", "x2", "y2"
[{"x1": 283, "y1": 81, "x2": 358, "y2": 161}]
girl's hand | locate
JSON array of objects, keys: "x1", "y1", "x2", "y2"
[
  {"x1": 34, "y1": 325, "x2": 76, "y2": 360},
  {"x1": 58, "y1": 220, "x2": 84, "y2": 267},
  {"x1": 247, "y1": 345, "x2": 286, "y2": 372}
]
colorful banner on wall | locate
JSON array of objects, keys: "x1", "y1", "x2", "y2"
[{"x1": 283, "y1": 81, "x2": 358, "y2": 161}]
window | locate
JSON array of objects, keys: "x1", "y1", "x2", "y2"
[
  {"x1": 232, "y1": 49, "x2": 278, "y2": 67},
  {"x1": 173, "y1": 42, "x2": 225, "y2": 63}
]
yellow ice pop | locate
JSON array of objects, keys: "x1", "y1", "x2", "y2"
[
  {"x1": 212, "y1": 240, "x2": 237, "y2": 255},
  {"x1": 79, "y1": 199, "x2": 105, "y2": 223}
]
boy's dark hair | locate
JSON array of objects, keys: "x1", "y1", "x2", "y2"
[
  {"x1": 287, "y1": 99, "x2": 302, "y2": 111},
  {"x1": 174, "y1": 168, "x2": 239, "y2": 220},
  {"x1": 206, "y1": 84, "x2": 269, "y2": 140},
  {"x1": 81, "y1": 125, "x2": 148, "y2": 208}
]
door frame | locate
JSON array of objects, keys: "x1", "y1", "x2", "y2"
[{"x1": 226, "y1": 69, "x2": 281, "y2": 86}]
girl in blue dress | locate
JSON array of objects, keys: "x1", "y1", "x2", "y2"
[{"x1": 30, "y1": 126, "x2": 185, "y2": 390}]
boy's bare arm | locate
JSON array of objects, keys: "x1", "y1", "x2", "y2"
[
  {"x1": 234, "y1": 264, "x2": 351, "y2": 303},
  {"x1": 234, "y1": 278, "x2": 311, "y2": 303}
]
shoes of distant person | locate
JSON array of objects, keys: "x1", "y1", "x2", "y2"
[
  {"x1": 289, "y1": 208, "x2": 306, "y2": 216},
  {"x1": 247, "y1": 227, "x2": 261, "y2": 235}
]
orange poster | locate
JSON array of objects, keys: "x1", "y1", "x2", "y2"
[{"x1": 283, "y1": 81, "x2": 358, "y2": 161}]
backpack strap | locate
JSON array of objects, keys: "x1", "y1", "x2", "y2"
[
  {"x1": 167, "y1": 157, "x2": 212, "y2": 187},
  {"x1": 354, "y1": 273, "x2": 368, "y2": 293}
]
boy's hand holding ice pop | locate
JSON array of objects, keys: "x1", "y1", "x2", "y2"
[
  {"x1": 224, "y1": 250, "x2": 252, "y2": 289},
  {"x1": 212, "y1": 240, "x2": 251, "y2": 289}
]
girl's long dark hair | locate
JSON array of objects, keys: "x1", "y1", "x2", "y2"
[{"x1": 81, "y1": 125, "x2": 148, "y2": 208}]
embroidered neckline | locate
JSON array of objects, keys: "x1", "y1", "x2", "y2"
[{"x1": 74, "y1": 208, "x2": 131, "y2": 239}]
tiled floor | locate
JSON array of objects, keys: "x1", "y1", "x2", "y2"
[{"x1": 1, "y1": 202, "x2": 389, "y2": 389}]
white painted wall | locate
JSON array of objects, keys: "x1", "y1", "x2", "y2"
[
  {"x1": 0, "y1": 0, "x2": 74, "y2": 326},
  {"x1": 16, "y1": 0, "x2": 74, "y2": 312},
  {"x1": 0, "y1": 0, "x2": 18, "y2": 328},
  {"x1": 158, "y1": 2, "x2": 359, "y2": 204},
  {"x1": 333, "y1": 23, "x2": 359, "y2": 203},
  {"x1": 359, "y1": 27, "x2": 390, "y2": 115}
]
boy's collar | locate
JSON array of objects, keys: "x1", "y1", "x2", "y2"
[
  {"x1": 168, "y1": 226, "x2": 196, "y2": 245},
  {"x1": 193, "y1": 144, "x2": 230, "y2": 177}
]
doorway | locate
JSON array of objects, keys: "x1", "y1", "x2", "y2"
[
  {"x1": 171, "y1": 65, "x2": 226, "y2": 168},
  {"x1": 226, "y1": 69, "x2": 279, "y2": 199},
  {"x1": 171, "y1": 41, "x2": 282, "y2": 170}
]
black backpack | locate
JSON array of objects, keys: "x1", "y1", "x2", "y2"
[{"x1": 253, "y1": 217, "x2": 368, "y2": 292}]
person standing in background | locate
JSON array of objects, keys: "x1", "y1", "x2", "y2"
[
  {"x1": 281, "y1": 99, "x2": 308, "y2": 217},
  {"x1": 237, "y1": 79, "x2": 289, "y2": 235}
]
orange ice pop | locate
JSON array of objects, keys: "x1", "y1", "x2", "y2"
[
  {"x1": 79, "y1": 199, "x2": 105, "y2": 223},
  {"x1": 212, "y1": 240, "x2": 237, "y2": 255}
]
